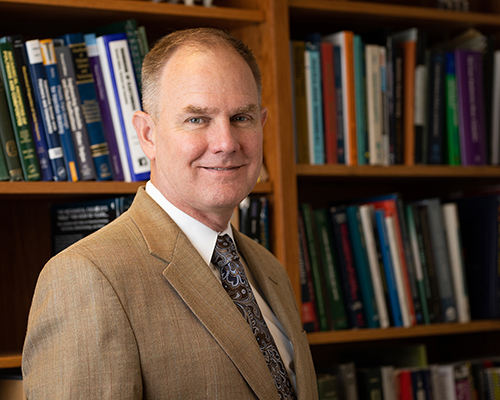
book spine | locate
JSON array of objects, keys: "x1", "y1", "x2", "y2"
[
  {"x1": 55, "y1": 44, "x2": 96, "y2": 181},
  {"x1": 65, "y1": 36, "x2": 113, "y2": 181},
  {"x1": 304, "y1": 41, "x2": 325, "y2": 165},
  {"x1": 25, "y1": 39, "x2": 68, "y2": 181},
  {"x1": 0, "y1": 66, "x2": 23, "y2": 181},
  {"x1": 85, "y1": 33, "x2": 124, "y2": 181},
  {"x1": 102, "y1": 33, "x2": 150, "y2": 181},
  {"x1": 333, "y1": 45, "x2": 345, "y2": 164},
  {"x1": 299, "y1": 203, "x2": 329, "y2": 331},
  {"x1": 445, "y1": 51, "x2": 461, "y2": 165},
  {"x1": 8, "y1": 36, "x2": 53, "y2": 181},
  {"x1": 39, "y1": 39, "x2": 79, "y2": 181},
  {"x1": 346, "y1": 205, "x2": 380, "y2": 328},
  {"x1": 330, "y1": 206, "x2": 366, "y2": 328},
  {"x1": 354, "y1": 35, "x2": 368, "y2": 165},
  {"x1": 490, "y1": 50, "x2": 500, "y2": 165},
  {"x1": 297, "y1": 212, "x2": 319, "y2": 332},
  {"x1": 374, "y1": 209, "x2": 403, "y2": 327},
  {"x1": 428, "y1": 49, "x2": 445, "y2": 165},
  {"x1": 314, "y1": 208, "x2": 349, "y2": 330},
  {"x1": 291, "y1": 40, "x2": 309, "y2": 164},
  {"x1": 455, "y1": 49, "x2": 488, "y2": 165},
  {"x1": 365, "y1": 44, "x2": 383, "y2": 166},
  {"x1": 0, "y1": 42, "x2": 41, "y2": 181},
  {"x1": 320, "y1": 42, "x2": 338, "y2": 164}
]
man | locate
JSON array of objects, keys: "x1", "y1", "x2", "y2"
[{"x1": 22, "y1": 28, "x2": 318, "y2": 399}]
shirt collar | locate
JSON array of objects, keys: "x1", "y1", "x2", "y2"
[{"x1": 145, "y1": 181, "x2": 233, "y2": 266}]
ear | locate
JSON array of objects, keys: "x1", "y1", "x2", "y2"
[
  {"x1": 133, "y1": 110, "x2": 157, "y2": 161},
  {"x1": 260, "y1": 106, "x2": 268, "y2": 129}
]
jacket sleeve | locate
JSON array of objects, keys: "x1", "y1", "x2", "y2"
[{"x1": 22, "y1": 250, "x2": 143, "y2": 399}]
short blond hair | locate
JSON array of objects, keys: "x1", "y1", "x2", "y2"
[{"x1": 141, "y1": 27, "x2": 262, "y2": 121}]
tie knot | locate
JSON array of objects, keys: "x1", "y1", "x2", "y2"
[{"x1": 211, "y1": 234, "x2": 240, "y2": 268}]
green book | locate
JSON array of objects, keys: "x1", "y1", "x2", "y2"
[
  {"x1": 314, "y1": 208, "x2": 348, "y2": 330},
  {"x1": 299, "y1": 203, "x2": 329, "y2": 331},
  {"x1": 0, "y1": 67, "x2": 23, "y2": 181},
  {"x1": 445, "y1": 51, "x2": 461, "y2": 165},
  {"x1": 0, "y1": 41, "x2": 40, "y2": 181},
  {"x1": 0, "y1": 137, "x2": 9, "y2": 180},
  {"x1": 317, "y1": 374, "x2": 340, "y2": 400}
]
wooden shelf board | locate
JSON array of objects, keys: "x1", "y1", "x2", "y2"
[
  {"x1": 0, "y1": 181, "x2": 272, "y2": 196},
  {"x1": 0, "y1": 353, "x2": 22, "y2": 369},
  {"x1": 296, "y1": 164, "x2": 500, "y2": 179},
  {"x1": 289, "y1": 0, "x2": 500, "y2": 28},
  {"x1": 308, "y1": 320, "x2": 500, "y2": 345},
  {"x1": 0, "y1": 0, "x2": 264, "y2": 23}
]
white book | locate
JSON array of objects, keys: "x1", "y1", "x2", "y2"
[
  {"x1": 359, "y1": 204, "x2": 390, "y2": 328},
  {"x1": 380, "y1": 365, "x2": 397, "y2": 400},
  {"x1": 365, "y1": 44, "x2": 383, "y2": 165},
  {"x1": 431, "y1": 364, "x2": 457, "y2": 400},
  {"x1": 442, "y1": 202, "x2": 471, "y2": 323},
  {"x1": 385, "y1": 215, "x2": 411, "y2": 327}
]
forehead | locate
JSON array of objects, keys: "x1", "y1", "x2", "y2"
[{"x1": 159, "y1": 46, "x2": 259, "y2": 101}]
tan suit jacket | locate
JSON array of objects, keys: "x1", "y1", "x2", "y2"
[{"x1": 22, "y1": 187, "x2": 318, "y2": 399}]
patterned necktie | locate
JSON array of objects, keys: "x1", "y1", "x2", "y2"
[{"x1": 211, "y1": 234, "x2": 296, "y2": 400}]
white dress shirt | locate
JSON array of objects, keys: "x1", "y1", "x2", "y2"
[{"x1": 145, "y1": 181, "x2": 297, "y2": 391}]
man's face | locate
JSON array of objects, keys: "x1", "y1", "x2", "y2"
[{"x1": 144, "y1": 46, "x2": 266, "y2": 228}]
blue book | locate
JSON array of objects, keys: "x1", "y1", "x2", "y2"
[
  {"x1": 61, "y1": 33, "x2": 113, "y2": 181},
  {"x1": 25, "y1": 39, "x2": 68, "y2": 181},
  {"x1": 96, "y1": 32, "x2": 149, "y2": 182},
  {"x1": 84, "y1": 32, "x2": 124, "y2": 181},
  {"x1": 346, "y1": 205, "x2": 379, "y2": 328},
  {"x1": 0, "y1": 35, "x2": 53, "y2": 181},
  {"x1": 39, "y1": 38, "x2": 80, "y2": 181},
  {"x1": 304, "y1": 36, "x2": 325, "y2": 165},
  {"x1": 374, "y1": 209, "x2": 403, "y2": 327},
  {"x1": 353, "y1": 35, "x2": 368, "y2": 165}
]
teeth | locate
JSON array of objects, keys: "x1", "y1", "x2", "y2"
[{"x1": 208, "y1": 167, "x2": 233, "y2": 170}]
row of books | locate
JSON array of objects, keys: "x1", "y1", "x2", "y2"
[
  {"x1": 299, "y1": 189, "x2": 500, "y2": 332},
  {"x1": 51, "y1": 194, "x2": 270, "y2": 256},
  {"x1": 291, "y1": 27, "x2": 499, "y2": 167},
  {"x1": 0, "y1": 19, "x2": 151, "y2": 182},
  {"x1": 317, "y1": 349, "x2": 500, "y2": 400}
]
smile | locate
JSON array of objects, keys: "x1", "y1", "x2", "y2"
[{"x1": 205, "y1": 167, "x2": 238, "y2": 171}]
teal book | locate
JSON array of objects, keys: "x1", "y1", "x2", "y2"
[
  {"x1": 346, "y1": 205, "x2": 380, "y2": 328},
  {"x1": 353, "y1": 34, "x2": 368, "y2": 165}
]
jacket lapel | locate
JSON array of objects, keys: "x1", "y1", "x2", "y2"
[{"x1": 128, "y1": 188, "x2": 279, "y2": 400}]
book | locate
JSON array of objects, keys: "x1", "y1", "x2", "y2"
[
  {"x1": 323, "y1": 31, "x2": 357, "y2": 165},
  {"x1": 317, "y1": 374, "x2": 340, "y2": 400},
  {"x1": 320, "y1": 41, "x2": 338, "y2": 164},
  {"x1": 396, "y1": 369, "x2": 414, "y2": 400},
  {"x1": 427, "y1": 49, "x2": 446, "y2": 165},
  {"x1": 51, "y1": 195, "x2": 133, "y2": 255},
  {"x1": 0, "y1": 136, "x2": 9, "y2": 180},
  {"x1": 444, "y1": 51, "x2": 461, "y2": 165},
  {"x1": 25, "y1": 39, "x2": 68, "y2": 181},
  {"x1": 299, "y1": 203, "x2": 329, "y2": 331},
  {"x1": 455, "y1": 49, "x2": 487, "y2": 165},
  {"x1": 420, "y1": 198, "x2": 458, "y2": 322},
  {"x1": 304, "y1": 37, "x2": 325, "y2": 165},
  {"x1": 380, "y1": 365, "x2": 397, "y2": 400},
  {"x1": 0, "y1": 64, "x2": 23, "y2": 181},
  {"x1": 39, "y1": 38, "x2": 80, "y2": 181},
  {"x1": 96, "y1": 32, "x2": 150, "y2": 182},
  {"x1": 329, "y1": 206, "x2": 366, "y2": 328},
  {"x1": 298, "y1": 211, "x2": 319, "y2": 332},
  {"x1": 0, "y1": 41, "x2": 41, "y2": 181},
  {"x1": 442, "y1": 202, "x2": 471, "y2": 323},
  {"x1": 353, "y1": 34, "x2": 368, "y2": 165},
  {"x1": 346, "y1": 205, "x2": 380, "y2": 328},
  {"x1": 359, "y1": 204, "x2": 390, "y2": 328},
  {"x1": 364, "y1": 44, "x2": 384, "y2": 166},
  {"x1": 356, "y1": 367, "x2": 383, "y2": 400},
  {"x1": 61, "y1": 32, "x2": 113, "y2": 181},
  {"x1": 491, "y1": 50, "x2": 500, "y2": 165},
  {"x1": 0, "y1": 35, "x2": 53, "y2": 181},
  {"x1": 333, "y1": 45, "x2": 346, "y2": 164},
  {"x1": 291, "y1": 40, "x2": 309, "y2": 164},
  {"x1": 374, "y1": 209, "x2": 403, "y2": 327},
  {"x1": 336, "y1": 362, "x2": 359, "y2": 400},
  {"x1": 54, "y1": 41, "x2": 96, "y2": 181},
  {"x1": 314, "y1": 208, "x2": 349, "y2": 330}
]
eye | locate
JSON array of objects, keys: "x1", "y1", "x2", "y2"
[
  {"x1": 188, "y1": 117, "x2": 204, "y2": 124},
  {"x1": 232, "y1": 115, "x2": 250, "y2": 122}
]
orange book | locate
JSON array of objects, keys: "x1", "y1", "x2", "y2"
[{"x1": 403, "y1": 40, "x2": 416, "y2": 166}]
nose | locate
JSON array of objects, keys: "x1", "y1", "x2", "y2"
[{"x1": 209, "y1": 120, "x2": 240, "y2": 154}]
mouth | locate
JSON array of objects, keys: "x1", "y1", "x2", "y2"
[{"x1": 204, "y1": 166, "x2": 240, "y2": 171}]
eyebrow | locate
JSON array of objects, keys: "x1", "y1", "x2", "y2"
[{"x1": 181, "y1": 103, "x2": 260, "y2": 115}]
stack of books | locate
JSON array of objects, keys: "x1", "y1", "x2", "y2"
[{"x1": 0, "y1": 19, "x2": 150, "y2": 182}]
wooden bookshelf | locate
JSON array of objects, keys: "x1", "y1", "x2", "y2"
[{"x1": 0, "y1": 353, "x2": 22, "y2": 369}]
